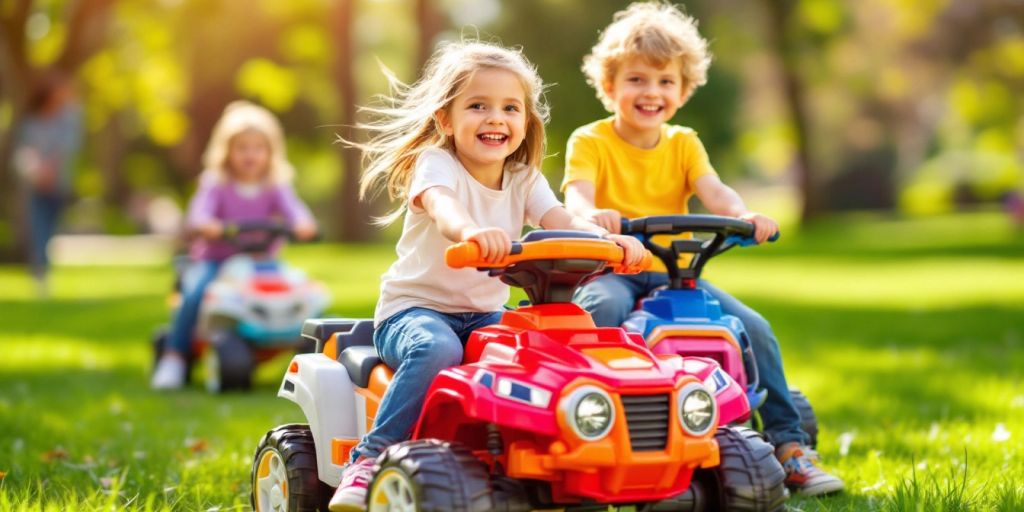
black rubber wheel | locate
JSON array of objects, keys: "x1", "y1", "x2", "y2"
[
  {"x1": 251, "y1": 424, "x2": 331, "y2": 512},
  {"x1": 789, "y1": 388, "x2": 819, "y2": 449},
  {"x1": 646, "y1": 473, "x2": 711, "y2": 511},
  {"x1": 368, "y1": 439, "x2": 494, "y2": 512},
  {"x1": 206, "y1": 331, "x2": 254, "y2": 392},
  {"x1": 697, "y1": 426, "x2": 789, "y2": 512}
]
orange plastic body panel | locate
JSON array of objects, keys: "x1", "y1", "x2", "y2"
[
  {"x1": 581, "y1": 347, "x2": 655, "y2": 370},
  {"x1": 322, "y1": 334, "x2": 338, "y2": 360},
  {"x1": 354, "y1": 365, "x2": 394, "y2": 433},
  {"x1": 647, "y1": 325, "x2": 742, "y2": 353},
  {"x1": 445, "y1": 238, "x2": 651, "y2": 275},
  {"x1": 500, "y1": 303, "x2": 596, "y2": 331},
  {"x1": 331, "y1": 437, "x2": 358, "y2": 465},
  {"x1": 503, "y1": 377, "x2": 719, "y2": 502}
]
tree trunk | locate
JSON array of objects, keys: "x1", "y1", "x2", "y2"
[
  {"x1": 761, "y1": 0, "x2": 821, "y2": 222},
  {"x1": 415, "y1": 0, "x2": 444, "y2": 74},
  {"x1": 331, "y1": 0, "x2": 372, "y2": 242},
  {"x1": 98, "y1": 112, "x2": 130, "y2": 214}
]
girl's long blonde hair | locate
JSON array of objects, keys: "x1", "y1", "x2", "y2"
[
  {"x1": 201, "y1": 100, "x2": 295, "y2": 184},
  {"x1": 350, "y1": 40, "x2": 550, "y2": 225}
]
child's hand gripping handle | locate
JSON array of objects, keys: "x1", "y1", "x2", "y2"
[
  {"x1": 446, "y1": 238, "x2": 652, "y2": 273},
  {"x1": 445, "y1": 241, "x2": 523, "y2": 269}
]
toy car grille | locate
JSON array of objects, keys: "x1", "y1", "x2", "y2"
[{"x1": 621, "y1": 394, "x2": 670, "y2": 451}]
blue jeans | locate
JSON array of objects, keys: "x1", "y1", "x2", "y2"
[
  {"x1": 350, "y1": 307, "x2": 504, "y2": 461},
  {"x1": 28, "y1": 192, "x2": 65, "y2": 279},
  {"x1": 574, "y1": 272, "x2": 807, "y2": 446},
  {"x1": 166, "y1": 260, "x2": 222, "y2": 357}
]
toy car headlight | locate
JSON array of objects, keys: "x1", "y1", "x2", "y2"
[
  {"x1": 563, "y1": 386, "x2": 615, "y2": 441},
  {"x1": 474, "y1": 371, "x2": 551, "y2": 409},
  {"x1": 678, "y1": 383, "x2": 716, "y2": 436}
]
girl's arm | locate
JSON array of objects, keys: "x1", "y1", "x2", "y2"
[
  {"x1": 418, "y1": 186, "x2": 511, "y2": 263},
  {"x1": 694, "y1": 174, "x2": 778, "y2": 243},
  {"x1": 539, "y1": 206, "x2": 645, "y2": 266},
  {"x1": 563, "y1": 180, "x2": 622, "y2": 234},
  {"x1": 185, "y1": 179, "x2": 223, "y2": 239},
  {"x1": 276, "y1": 185, "x2": 317, "y2": 240}
]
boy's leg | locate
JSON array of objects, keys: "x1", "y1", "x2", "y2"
[
  {"x1": 699, "y1": 279, "x2": 843, "y2": 495},
  {"x1": 574, "y1": 273, "x2": 649, "y2": 327},
  {"x1": 698, "y1": 280, "x2": 803, "y2": 443},
  {"x1": 331, "y1": 307, "x2": 464, "y2": 511}
]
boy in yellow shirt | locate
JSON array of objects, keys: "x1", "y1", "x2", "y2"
[{"x1": 562, "y1": 1, "x2": 844, "y2": 496}]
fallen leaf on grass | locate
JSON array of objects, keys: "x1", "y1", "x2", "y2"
[
  {"x1": 40, "y1": 447, "x2": 68, "y2": 463},
  {"x1": 186, "y1": 438, "x2": 208, "y2": 454}
]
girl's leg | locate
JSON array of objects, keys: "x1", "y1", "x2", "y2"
[
  {"x1": 350, "y1": 307, "x2": 464, "y2": 461},
  {"x1": 574, "y1": 273, "x2": 650, "y2": 327},
  {"x1": 698, "y1": 279, "x2": 806, "y2": 446},
  {"x1": 331, "y1": 308, "x2": 499, "y2": 510},
  {"x1": 165, "y1": 261, "x2": 221, "y2": 358}
]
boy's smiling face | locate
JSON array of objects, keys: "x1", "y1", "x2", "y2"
[{"x1": 604, "y1": 56, "x2": 686, "y2": 146}]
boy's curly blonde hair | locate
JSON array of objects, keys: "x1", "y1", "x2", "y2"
[{"x1": 582, "y1": 1, "x2": 711, "y2": 111}]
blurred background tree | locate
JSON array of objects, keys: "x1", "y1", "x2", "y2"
[{"x1": 1, "y1": 0, "x2": 1021, "y2": 261}]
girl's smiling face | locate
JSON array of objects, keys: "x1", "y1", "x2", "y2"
[
  {"x1": 226, "y1": 128, "x2": 272, "y2": 183},
  {"x1": 436, "y1": 67, "x2": 528, "y2": 177}
]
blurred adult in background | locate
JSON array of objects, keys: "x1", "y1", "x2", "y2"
[{"x1": 12, "y1": 69, "x2": 83, "y2": 297}]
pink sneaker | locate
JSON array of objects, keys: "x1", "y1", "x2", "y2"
[{"x1": 328, "y1": 457, "x2": 375, "y2": 512}]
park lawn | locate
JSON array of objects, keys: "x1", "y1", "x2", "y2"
[{"x1": 0, "y1": 211, "x2": 1022, "y2": 511}]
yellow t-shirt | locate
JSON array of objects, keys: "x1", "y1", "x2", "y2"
[{"x1": 561, "y1": 117, "x2": 717, "y2": 272}]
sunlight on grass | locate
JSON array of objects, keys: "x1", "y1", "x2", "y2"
[{"x1": 1, "y1": 212, "x2": 1022, "y2": 510}]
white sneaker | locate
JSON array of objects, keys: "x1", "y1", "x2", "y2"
[{"x1": 151, "y1": 354, "x2": 187, "y2": 390}]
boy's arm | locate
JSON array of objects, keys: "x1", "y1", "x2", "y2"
[
  {"x1": 564, "y1": 180, "x2": 622, "y2": 234},
  {"x1": 694, "y1": 174, "x2": 778, "y2": 243},
  {"x1": 418, "y1": 186, "x2": 511, "y2": 263}
]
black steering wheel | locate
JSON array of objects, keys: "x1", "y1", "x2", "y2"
[
  {"x1": 620, "y1": 214, "x2": 778, "y2": 288},
  {"x1": 222, "y1": 220, "x2": 294, "y2": 254}
]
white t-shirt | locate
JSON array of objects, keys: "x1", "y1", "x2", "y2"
[{"x1": 374, "y1": 148, "x2": 562, "y2": 325}]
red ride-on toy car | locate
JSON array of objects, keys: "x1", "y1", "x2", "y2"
[
  {"x1": 250, "y1": 231, "x2": 788, "y2": 511},
  {"x1": 620, "y1": 215, "x2": 818, "y2": 446}
]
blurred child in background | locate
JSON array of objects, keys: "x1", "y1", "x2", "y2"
[
  {"x1": 12, "y1": 69, "x2": 83, "y2": 297},
  {"x1": 151, "y1": 101, "x2": 317, "y2": 390}
]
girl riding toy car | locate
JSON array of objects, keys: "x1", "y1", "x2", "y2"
[
  {"x1": 250, "y1": 231, "x2": 787, "y2": 511},
  {"x1": 620, "y1": 214, "x2": 818, "y2": 446},
  {"x1": 152, "y1": 220, "x2": 330, "y2": 392}
]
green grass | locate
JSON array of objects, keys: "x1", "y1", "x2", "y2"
[{"x1": 1, "y1": 211, "x2": 1022, "y2": 511}]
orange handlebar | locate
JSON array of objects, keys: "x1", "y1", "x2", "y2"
[{"x1": 445, "y1": 238, "x2": 652, "y2": 275}]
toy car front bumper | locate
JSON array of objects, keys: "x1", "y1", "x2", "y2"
[{"x1": 505, "y1": 433, "x2": 719, "y2": 503}]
